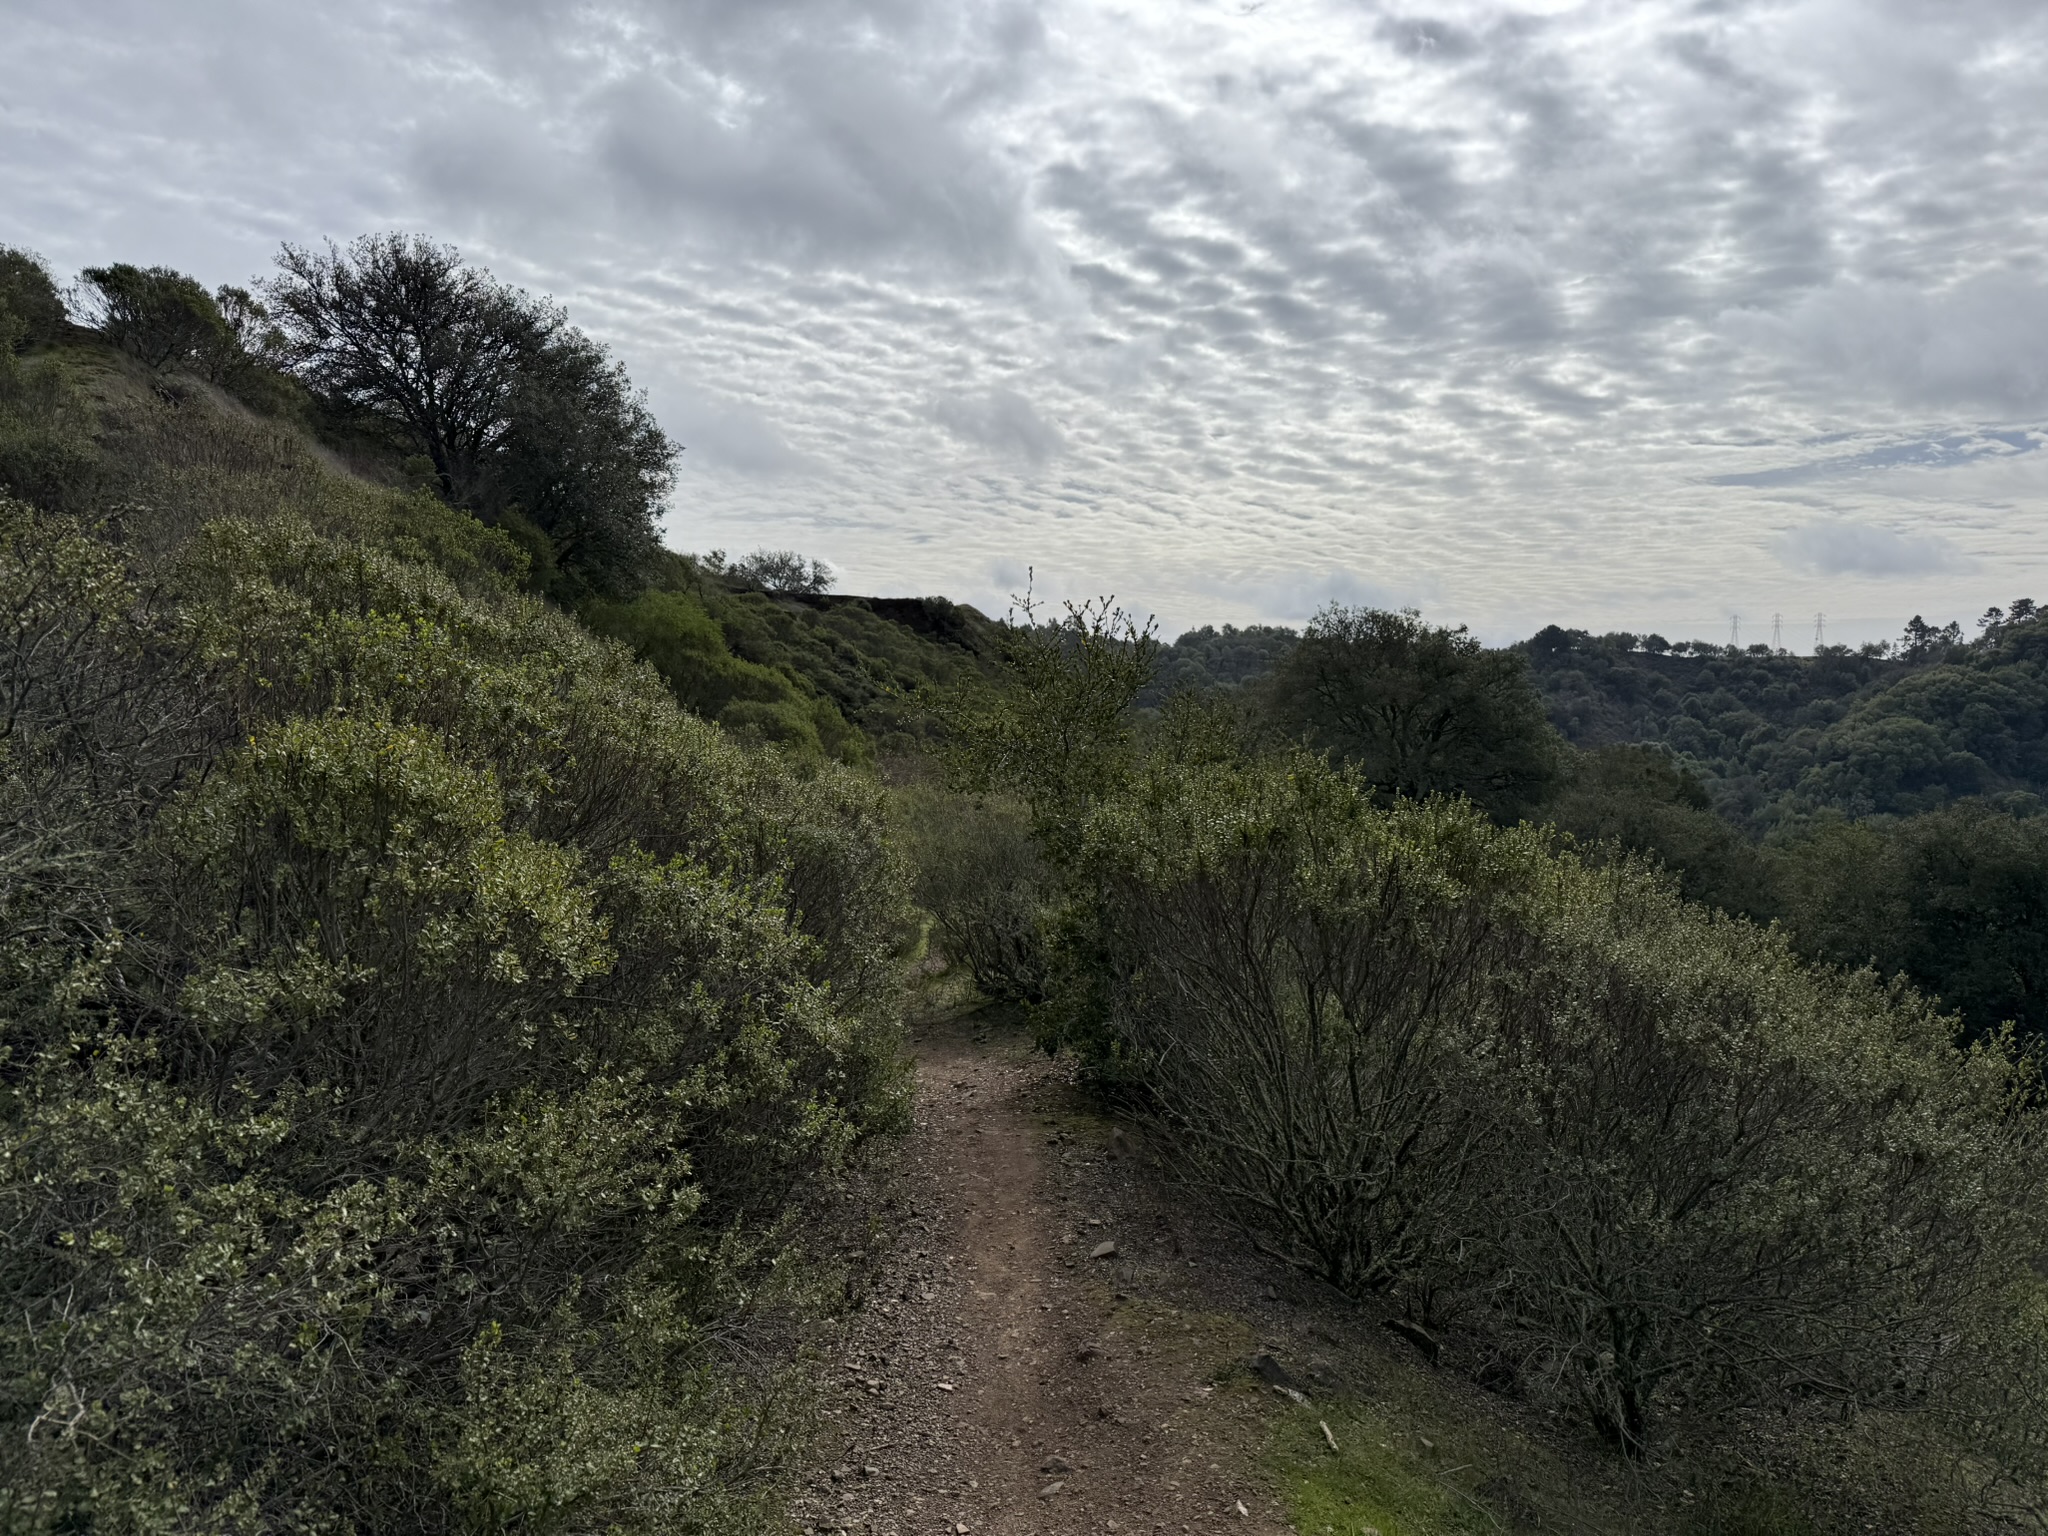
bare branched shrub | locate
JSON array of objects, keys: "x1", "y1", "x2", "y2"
[
  {"x1": 1085, "y1": 757, "x2": 1540, "y2": 1292},
  {"x1": 1075, "y1": 749, "x2": 2041, "y2": 1459}
]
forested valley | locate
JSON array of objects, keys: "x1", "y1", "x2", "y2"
[{"x1": 4, "y1": 237, "x2": 2047, "y2": 1535}]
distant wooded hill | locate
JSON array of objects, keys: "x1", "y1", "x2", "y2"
[
  {"x1": 1519, "y1": 619, "x2": 2048, "y2": 830},
  {"x1": 1144, "y1": 613, "x2": 2048, "y2": 831}
]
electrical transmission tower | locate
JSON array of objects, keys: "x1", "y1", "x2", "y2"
[
  {"x1": 1771, "y1": 613, "x2": 1783, "y2": 651},
  {"x1": 1729, "y1": 613, "x2": 1741, "y2": 648},
  {"x1": 1814, "y1": 612, "x2": 1825, "y2": 649}
]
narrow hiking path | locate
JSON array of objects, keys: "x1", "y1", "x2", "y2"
[
  {"x1": 792, "y1": 1012, "x2": 1299, "y2": 1536},
  {"x1": 787, "y1": 1012, "x2": 1903, "y2": 1536}
]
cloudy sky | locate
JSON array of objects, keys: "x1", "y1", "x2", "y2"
[{"x1": 5, "y1": 0, "x2": 2046, "y2": 644}]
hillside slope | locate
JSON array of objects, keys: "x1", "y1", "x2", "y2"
[{"x1": 0, "y1": 321, "x2": 912, "y2": 1531}]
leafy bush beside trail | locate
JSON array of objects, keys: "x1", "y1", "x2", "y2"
[
  {"x1": 893, "y1": 785, "x2": 1054, "y2": 1006},
  {"x1": 1088, "y1": 752, "x2": 2034, "y2": 1455},
  {"x1": 0, "y1": 429, "x2": 906, "y2": 1528}
]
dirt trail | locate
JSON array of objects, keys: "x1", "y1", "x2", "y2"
[{"x1": 794, "y1": 1015, "x2": 1297, "y2": 1536}]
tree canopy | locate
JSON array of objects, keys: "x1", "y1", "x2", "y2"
[
  {"x1": 1268, "y1": 604, "x2": 1561, "y2": 820},
  {"x1": 78, "y1": 263, "x2": 230, "y2": 373},
  {"x1": 266, "y1": 234, "x2": 677, "y2": 593},
  {"x1": 0, "y1": 249, "x2": 67, "y2": 352}
]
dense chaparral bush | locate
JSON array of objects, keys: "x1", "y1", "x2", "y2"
[
  {"x1": 893, "y1": 784, "x2": 1055, "y2": 1006},
  {"x1": 0, "y1": 478, "x2": 908, "y2": 1534},
  {"x1": 1084, "y1": 749, "x2": 2036, "y2": 1450}
]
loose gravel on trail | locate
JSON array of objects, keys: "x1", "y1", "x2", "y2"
[{"x1": 793, "y1": 1016, "x2": 1298, "y2": 1536}]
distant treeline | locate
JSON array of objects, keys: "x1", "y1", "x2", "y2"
[{"x1": 1521, "y1": 613, "x2": 2047, "y2": 827}]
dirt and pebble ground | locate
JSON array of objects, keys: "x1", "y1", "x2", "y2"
[{"x1": 791, "y1": 1008, "x2": 1423, "y2": 1536}]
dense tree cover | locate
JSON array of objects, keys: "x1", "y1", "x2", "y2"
[
  {"x1": 1775, "y1": 805, "x2": 2048, "y2": 1047},
  {"x1": 1139, "y1": 621, "x2": 1299, "y2": 706},
  {"x1": 1540, "y1": 745, "x2": 1772, "y2": 915},
  {"x1": 1519, "y1": 615, "x2": 2048, "y2": 827},
  {"x1": 911, "y1": 604, "x2": 2048, "y2": 1518},
  {"x1": 1266, "y1": 605, "x2": 1562, "y2": 821},
  {"x1": 0, "y1": 323, "x2": 908, "y2": 1533},
  {"x1": 1513, "y1": 619, "x2": 2048, "y2": 1043}
]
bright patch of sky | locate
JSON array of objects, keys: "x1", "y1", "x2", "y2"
[{"x1": 4, "y1": 0, "x2": 2045, "y2": 647}]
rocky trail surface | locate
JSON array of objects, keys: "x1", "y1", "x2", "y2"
[{"x1": 793, "y1": 1013, "x2": 1305, "y2": 1536}]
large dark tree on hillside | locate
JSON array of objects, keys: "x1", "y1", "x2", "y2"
[
  {"x1": 265, "y1": 236, "x2": 545, "y2": 501},
  {"x1": 0, "y1": 248, "x2": 68, "y2": 350},
  {"x1": 265, "y1": 234, "x2": 677, "y2": 592},
  {"x1": 1269, "y1": 604, "x2": 1561, "y2": 820},
  {"x1": 482, "y1": 329, "x2": 676, "y2": 589}
]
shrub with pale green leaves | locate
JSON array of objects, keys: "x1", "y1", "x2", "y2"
[{"x1": 0, "y1": 486, "x2": 908, "y2": 1533}]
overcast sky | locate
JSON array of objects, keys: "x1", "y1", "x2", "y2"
[{"x1": 5, "y1": 0, "x2": 2045, "y2": 644}]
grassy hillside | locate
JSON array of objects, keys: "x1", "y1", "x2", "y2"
[{"x1": 582, "y1": 569, "x2": 1000, "y2": 763}]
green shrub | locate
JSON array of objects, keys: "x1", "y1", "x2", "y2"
[
  {"x1": 0, "y1": 349, "x2": 103, "y2": 515},
  {"x1": 0, "y1": 480, "x2": 909, "y2": 1533},
  {"x1": 1470, "y1": 863, "x2": 2030, "y2": 1455},
  {"x1": 80, "y1": 264, "x2": 231, "y2": 373},
  {"x1": 1266, "y1": 604, "x2": 1562, "y2": 821},
  {"x1": 1081, "y1": 756, "x2": 1550, "y2": 1290},
  {"x1": 581, "y1": 587, "x2": 869, "y2": 763},
  {"x1": 897, "y1": 784, "x2": 1055, "y2": 1004}
]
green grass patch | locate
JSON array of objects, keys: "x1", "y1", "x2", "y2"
[
  {"x1": 1265, "y1": 1389, "x2": 1840, "y2": 1536},
  {"x1": 1268, "y1": 1399, "x2": 1515, "y2": 1536}
]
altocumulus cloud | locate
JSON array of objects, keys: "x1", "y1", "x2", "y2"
[
  {"x1": 1778, "y1": 521, "x2": 1971, "y2": 579},
  {"x1": 2, "y1": 0, "x2": 2046, "y2": 641},
  {"x1": 931, "y1": 387, "x2": 1065, "y2": 465}
]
